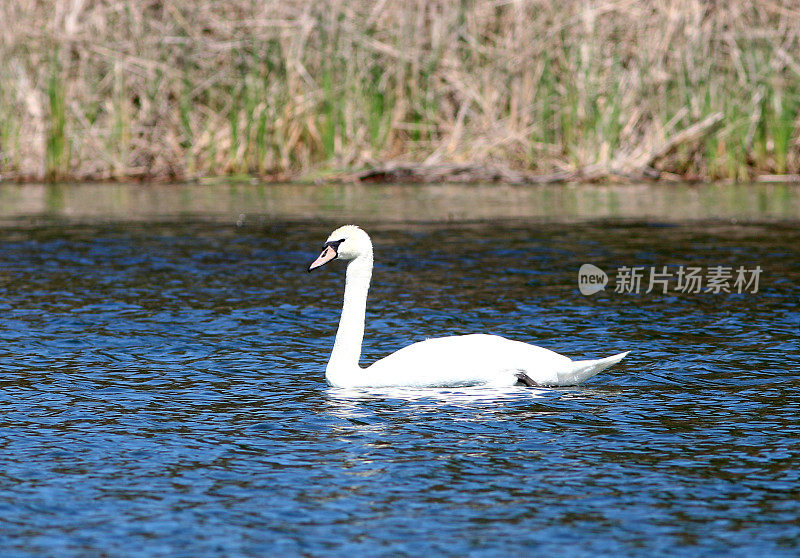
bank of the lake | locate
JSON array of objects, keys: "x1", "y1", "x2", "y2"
[{"x1": 2, "y1": 1, "x2": 799, "y2": 183}]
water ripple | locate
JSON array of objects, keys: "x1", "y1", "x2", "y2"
[{"x1": 0, "y1": 221, "x2": 798, "y2": 555}]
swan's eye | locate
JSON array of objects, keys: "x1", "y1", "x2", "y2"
[{"x1": 324, "y1": 239, "x2": 345, "y2": 252}]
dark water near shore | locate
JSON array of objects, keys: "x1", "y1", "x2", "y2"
[{"x1": 0, "y1": 198, "x2": 799, "y2": 555}]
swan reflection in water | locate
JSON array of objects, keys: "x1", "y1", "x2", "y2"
[{"x1": 322, "y1": 384, "x2": 553, "y2": 425}]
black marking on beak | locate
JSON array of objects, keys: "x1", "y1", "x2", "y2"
[{"x1": 324, "y1": 239, "x2": 345, "y2": 251}]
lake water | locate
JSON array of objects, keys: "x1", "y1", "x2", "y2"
[{"x1": 0, "y1": 183, "x2": 799, "y2": 556}]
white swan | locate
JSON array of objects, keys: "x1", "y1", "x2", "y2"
[{"x1": 308, "y1": 225, "x2": 629, "y2": 388}]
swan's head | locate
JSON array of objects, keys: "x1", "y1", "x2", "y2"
[{"x1": 308, "y1": 225, "x2": 372, "y2": 272}]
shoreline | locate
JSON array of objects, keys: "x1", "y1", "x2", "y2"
[{"x1": 3, "y1": 163, "x2": 800, "y2": 187}]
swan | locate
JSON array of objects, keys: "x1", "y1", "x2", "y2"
[{"x1": 308, "y1": 225, "x2": 629, "y2": 388}]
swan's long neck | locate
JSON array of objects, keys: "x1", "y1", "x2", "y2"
[{"x1": 327, "y1": 251, "x2": 373, "y2": 377}]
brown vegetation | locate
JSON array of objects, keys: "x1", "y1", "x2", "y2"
[{"x1": 1, "y1": 1, "x2": 799, "y2": 183}]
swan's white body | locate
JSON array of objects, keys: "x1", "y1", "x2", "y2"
[{"x1": 309, "y1": 225, "x2": 628, "y2": 388}]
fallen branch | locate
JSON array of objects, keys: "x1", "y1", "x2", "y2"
[
  {"x1": 757, "y1": 174, "x2": 800, "y2": 183},
  {"x1": 351, "y1": 115, "x2": 728, "y2": 185},
  {"x1": 589, "y1": 112, "x2": 726, "y2": 181},
  {"x1": 354, "y1": 163, "x2": 576, "y2": 184},
  {"x1": 646, "y1": 112, "x2": 724, "y2": 165}
]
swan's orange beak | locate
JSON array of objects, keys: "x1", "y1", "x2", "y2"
[{"x1": 308, "y1": 245, "x2": 337, "y2": 272}]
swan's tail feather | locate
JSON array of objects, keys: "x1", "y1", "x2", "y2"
[{"x1": 556, "y1": 351, "x2": 629, "y2": 386}]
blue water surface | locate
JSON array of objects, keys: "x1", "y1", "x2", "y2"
[{"x1": 0, "y1": 219, "x2": 798, "y2": 556}]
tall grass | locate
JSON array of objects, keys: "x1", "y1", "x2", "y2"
[
  {"x1": 45, "y1": 56, "x2": 69, "y2": 181},
  {"x1": 0, "y1": 1, "x2": 798, "y2": 182}
]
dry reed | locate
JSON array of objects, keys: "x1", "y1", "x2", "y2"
[{"x1": 1, "y1": 0, "x2": 799, "y2": 182}]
